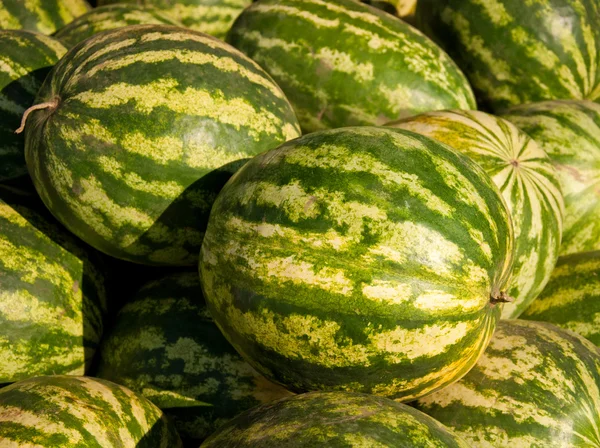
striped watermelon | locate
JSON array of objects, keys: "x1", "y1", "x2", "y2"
[
  {"x1": 23, "y1": 24, "x2": 301, "y2": 266},
  {"x1": 413, "y1": 320, "x2": 600, "y2": 447},
  {"x1": 97, "y1": 0, "x2": 251, "y2": 38},
  {"x1": 54, "y1": 4, "x2": 180, "y2": 48},
  {"x1": 415, "y1": 0, "x2": 600, "y2": 111},
  {"x1": 0, "y1": 375, "x2": 182, "y2": 447},
  {"x1": 387, "y1": 110, "x2": 564, "y2": 319},
  {"x1": 199, "y1": 126, "x2": 514, "y2": 401},
  {"x1": 202, "y1": 391, "x2": 470, "y2": 447},
  {"x1": 97, "y1": 271, "x2": 293, "y2": 444},
  {"x1": 0, "y1": 30, "x2": 66, "y2": 183},
  {"x1": 522, "y1": 251, "x2": 600, "y2": 346},
  {"x1": 0, "y1": 0, "x2": 90, "y2": 35},
  {"x1": 501, "y1": 100, "x2": 600, "y2": 256},
  {"x1": 227, "y1": 0, "x2": 476, "y2": 133},
  {"x1": 0, "y1": 184, "x2": 107, "y2": 384}
]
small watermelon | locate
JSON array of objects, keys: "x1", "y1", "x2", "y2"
[
  {"x1": 0, "y1": 0, "x2": 90, "y2": 35},
  {"x1": 199, "y1": 126, "x2": 514, "y2": 401},
  {"x1": 0, "y1": 375, "x2": 182, "y2": 447},
  {"x1": 97, "y1": 271, "x2": 293, "y2": 444}
]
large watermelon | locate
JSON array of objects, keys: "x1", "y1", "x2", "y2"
[
  {"x1": 227, "y1": 0, "x2": 476, "y2": 133},
  {"x1": 97, "y1": 271, "x2": 293, "y2": 444},
  {"x1": 413, "y1": 320, "x2": 600, "y2": 447},
  {"x1": 0, "y1": 184, "x2": 106, "y2": 384},
  {"x1": 0, "y1": 375, "x2": 182, "y2": 447},
  {"x1": 522, "y1": 250, "x2": 600, "y2": 346},
  {"x1": 97, "y1": 0, "x2": 251, "y2": 39},
  {"x1": 0, "y1": 30, "x2": 66, "y2": 183},
  {"x1": 199, "y1": 126, "x2": 514, "y2": 401},
  {"x1": 415, "y1": 0, "x2": 600, "y2": 111},
  {"x1": 23, "y1": 24, "x2": 301, "y2": 266},
  {"x1": 0, "y1": 0, "x2": 90, "y2": 35},
  {"x1": 54, "y1": 4, "x2": 180, "y2": 48},
  {"x1": 388, "y1": 110, "x2": 564, "y2": 319},
  {"x1": 202, "y1": 391, "x2": 470, "y2": 447},
  {"x1": 501, "y1": 100, "x2": 600, "y2": 256}
]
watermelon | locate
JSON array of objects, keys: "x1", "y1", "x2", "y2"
[
  {"x1": 23, "y1": 24, "x2": 301, "y2": 266},
  {"x1": 387, "y1": 110, "x2": 564, "y2": 319},
  {"x1": 199, "y1": 126, "x2": 514, "y2": 401},
  {"x1": 97, "y1": 0, "x2": 251, "y2": 39},
  {"x1": 522, "y1": 251, "x2": 600, "y2": 346},
  {"x1": 202, "y1": 391, "x2": 470, "y2": 447},
  {"x1": 415, "y1": 0, "x2": 600, "y2": 111},
  {"x1": 96, "y1": 271, "x2": 293, "y2": 444},
  {"x1": 54, "y1": 4, "x2": 181, "y2": 48},
  {"x1": 227, "y1": 0, "x2": 476, "y2": 133},
  {"x1": 0, "y1": 183, "x2": 107, "y2": 384},
  {"x1": 0, "y1": 0, "x2": 90, "y2": 35},
  {"x1": 501, "y1": 100, "x2": 600, "y2": 256},
  {"x1": 0, "y1": 30, "x2": 66, "y2": 183},
  {"x1": 413, "y1": 320, "x2": 600, "y2": 447},
  {"x1": 0, "y1": 375, "x2": 182, "y2": 447}
]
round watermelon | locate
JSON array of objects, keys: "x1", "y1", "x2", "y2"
[
  {"x1": 0, "y1": 30, "x2": 66, "y2": 183},
  {"x1": 227, "y1": 0, "x2": 476, "y2": 133},
  {"x1": 0, "y1": 0, "x2": 90, "y2": 35},
  {"x1": 522, "y1": 250, "x2": 600, "y2": 346},
  {"x1": 387, "y1": 109, "x2": 564, "y2": 319},
  {"x1": 0, "y1": 375, "x2": 182, "y2": 447},
  {"x1": 23, "y1": 24, "x2": 301, "y2": 266},
  {"x1": 414, "y1": 320, "x2": 600, "y2": 447},
  {"x1": 0, "y1": 184, "x2": 106, "y2": 384},
  {"x1": 501, "y1": 100, "x2": 600, "y2": 256},
  {"x1": 202, "y1": 391, "x2": 470, "y2": 447},
  {"x1": 97, "y1": 271, "x2": 293, "y2": 444},
  {"x1": 199, "y1": 126, "x2": 514, "y2": 401},
  {"x1": 54, "y1": 4, "x2": 181, "y2": 48},
  {"x1": 415, "y1": 0, "x2": 600, "y2": 111},
  {"x1": 97, "y1": 0, "x2": 251, "y2": 38}
]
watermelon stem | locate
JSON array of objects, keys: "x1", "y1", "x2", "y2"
[
  {"x1": 15, "y1": 97, "x2": 60, "y2": 134},
  {"x1": 490, "y1": 291, "x2": 513, "y2": 304}
]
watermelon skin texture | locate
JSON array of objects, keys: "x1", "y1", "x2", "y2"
[
  {"x1": 501, "y1": 100, "x2": 600, "y2": 256},
  {"x1": 388, "y1": 110, "x2": 564, "y2": 319},
  {"x1": 0, "y1": 184, "x2": 107, "y2": 384},
  {"x1": 97, "y1": 271, "x2": 293, "y2": 444},
  {"x1": 414, "y1": 320, "x2": 600, "y2": 447},
  {"x1": 415, "y1": 0, "x2": 600, "y2": 112},
  {"x1": 199, "y1": 126, "x2": 514, "y2": 401},
  {"x1": 522, "y1": 251, "x2": 600, "y2": 346},
  {"x1": 0, "y1": 0, "x2": 90, "y2": 35},
  {"x1": 227, "y1": 0, "x2": 476, "y2": 133},
  {"x1": 0, "y1": 30, "x2": 66, "y2": 183},
  {"x1": 54, "y1": 4, "x2": 180, "y2": 48},
  {"x1": 0, "y1": 375, "x2": 182, "y2": 447},
  {"x1": 97, "y1": 0, "x2": 251, "y2": 39},
  {"x1": 202, "y1": 391, "x2": 470, "y2": 447},
  {"x1": 24, "y1": 24, "x2": 301, "y2": 267}
]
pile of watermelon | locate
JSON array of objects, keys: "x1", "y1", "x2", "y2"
[{"x1": 2, "y1": 0, "x2": 600, "y2": 446}]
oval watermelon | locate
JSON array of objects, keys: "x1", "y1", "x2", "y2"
[
  {"x1": 199, "y1": 126, "x2": 514, "y2": 401},
  {"x1": 0, "y1": 184, "x2": 106, "y2": 384},
  {"x1": 387, "y1": 109, "x2": 564, "y2": 319},
  {"x1": 227, "y1": 0, "x2": 476, "y2": 133},
  {"x1": 97, "y1": 271, "x2": 293, "y2": 444},
  {"x1": 415, "y1": 0, "x2": 600, "y2": 111},
  {"x1": 0, "y1": 0, "x2": 90, "y2": 35},
  {"x1": 522, "y1": 250, "x2": 600, "y2": 346},
  {"x1": 202, "y1": 391, "x2": 470, "y2": 447},
  {"x1": 501, "y1": 100, "x2": 600, "y2": 256},
  {"x1": 0, "y1": 30, "x2": 66, "y2": 183},
  {"x1": 414, "y1": 320, "x2": 600, "y2": 447},
  {"x1": 54, "y1": 4, "x2": 181, "y2": 48},
  {"x1": 0, "y1": 375, "x2": 182, "y2": 447},
  {"x1": 23, "y1": 24, "x2": 301, "y2": 266}
]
